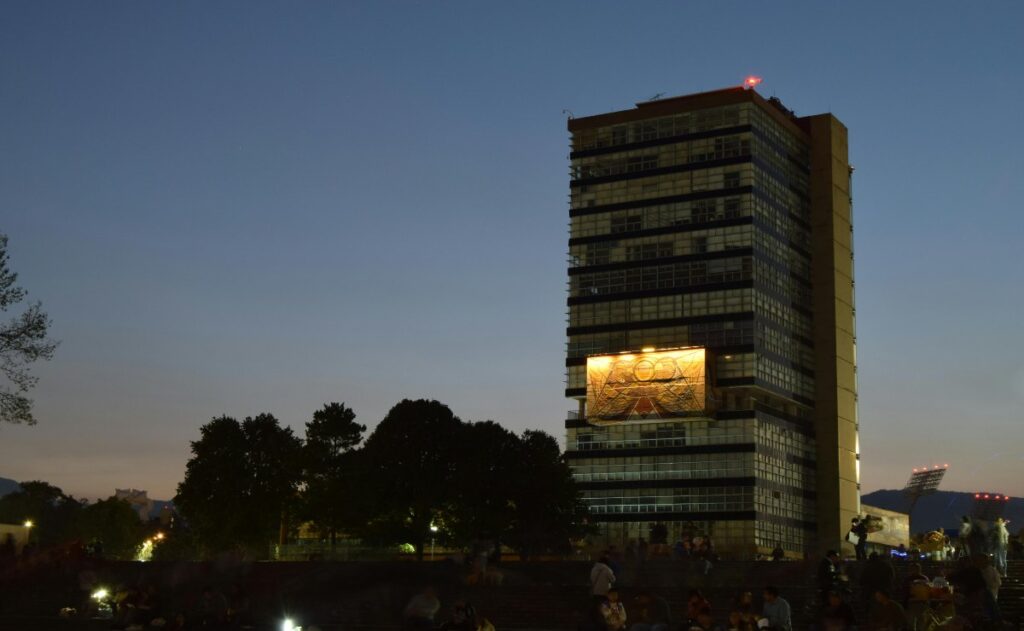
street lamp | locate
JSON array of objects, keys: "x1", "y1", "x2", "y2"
[
  {"x1": 429, "y1": 524, "x2": 438, "y2": 561},
  {"x1": 23, "y1": 520, "x2": 33, "y2": 529}
]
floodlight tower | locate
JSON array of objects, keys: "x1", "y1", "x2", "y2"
[
  {"x1": 971, "y1": 492, "x2": 1012, "y2": 522},
  {"x1": 902, "y1": 464, "x2": 948, "y2": 529}
]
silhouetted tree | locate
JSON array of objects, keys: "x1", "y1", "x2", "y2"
[
  {"x1": 175, "y1": 413, "x2": 303, "y2": 558},
  {"x1": 72, "y1": 497, "x2": 144, "y2": 559},
  {"x1": 0, "y1": 480, "x2": 82, "y2": 546},
  {"x1": 0, "y1": 234, "x2": 58, "y2": 425},
  {"x1": 445, "y1": 420, "x2": 519, "y2": 555},
  {"x1": 301, "y1": 402, "x2": 365, "y2": 547},
  {"x1": 354, "y1": 399, "x2": 462, "y2": 559},
  {"x1": 505, "y1": 430, "x2": 591, "y2": 560}
]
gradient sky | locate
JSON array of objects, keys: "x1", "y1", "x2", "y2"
[{"x1": 1, "y1": 2, "x2": 1022, "y2": 501}]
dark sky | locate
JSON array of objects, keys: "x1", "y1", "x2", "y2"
[{"x1": 2, "y1": 2, "x2": 1022, "y2": 500}]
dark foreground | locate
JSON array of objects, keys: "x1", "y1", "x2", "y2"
[{"x1": 1, "y1": 557, "x2": 1021, "y2": 630}]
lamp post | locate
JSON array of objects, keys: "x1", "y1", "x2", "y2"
[{"x1": 429, "y1": 524, "x2": 438, "y2": 561}]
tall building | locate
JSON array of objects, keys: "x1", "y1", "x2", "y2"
[{"x1": 564, "y1": 86, "x2": 858, "y2": 558}]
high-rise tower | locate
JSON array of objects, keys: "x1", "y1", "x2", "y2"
[{"x1": 564, "y1": 86, "x2": 858, "y2": 557}]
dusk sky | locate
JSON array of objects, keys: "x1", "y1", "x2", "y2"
[{"x1": 2, "y1": 2, "x2": 1022, "y2": 501}]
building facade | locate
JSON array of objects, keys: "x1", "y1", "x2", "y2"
[{"x1": 564, "y1": 87, "x2": 858, "y2": 558}]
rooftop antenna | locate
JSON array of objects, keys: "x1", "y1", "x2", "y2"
[
  {"x1": 646, "y1": 92, "x2": 665, "y2": 101},
  {"x1": 562, "y1": 109, "x2": 574, "y2": 119}
]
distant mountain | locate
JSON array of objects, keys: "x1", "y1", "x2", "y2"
[
  {"x1": 0, "y1": 477, "x2": 21, "y2": 497},
  {"x1": 862, "y1": 489, "x2": 1023, "y2": 533}
]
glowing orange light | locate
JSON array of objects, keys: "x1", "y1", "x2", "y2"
[
  {"x1": 944, "y1": 464, "x2": 949, "y2": 467},
  {"x1": 984, "y1": 494, "x2": 990, "y2": 499},
  {"x1": 743, "y1": 75, "x2": 762, "y2": 89},
  {"x1": 975, "y1": 494, "x2": 980, "y2": 498},
  {"x1": 912, "y1": 468, "x2": 917, "y2": 472}
]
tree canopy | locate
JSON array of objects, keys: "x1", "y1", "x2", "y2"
[
  {"x1": 172, "y1": 399, "x2": 590, "y2": 560},
  {"x1": 301, "y1": 402, "x2": 365, "y2": 544},
  {"x1": 174, "y1": 413, "x2": 303, "y2": 558},
  {"x1": 0, "y1": 233, "x2": 58, "y2": 425}
]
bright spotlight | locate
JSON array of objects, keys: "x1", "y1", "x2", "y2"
[
  {"x1": 91, "y1": 588, "x2": 109, "y2": 601},
  {"x1": 281, "y1": 618, "x2": 302, "y2": 631}
]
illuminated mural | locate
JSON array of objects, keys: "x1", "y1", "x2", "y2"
[{"x1": 586, "y1": 348, "x2": 706, "y2": 423}]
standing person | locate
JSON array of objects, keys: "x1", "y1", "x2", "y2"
[
  {"x1": 991, "y1": 518, "x2": 1009, "y2": 577},
  {"x1": 851, "y1": 518, "x2": 869, "y2": 561},
  {"x1": 761, "y1": 586, "x2": 791, "y2": 631},
  {"x1": 978, "y1": 555, "x2": 1003, "y2": 624},
  {"x1": 404, "y1": 586, "x2": 441, "y2": 630},
  {"x1": 817, "y1": 550, "x2": 842, "y2": 602},
  {"x1": 591, "y1": 555, "x2": 616, "y2": 596}
]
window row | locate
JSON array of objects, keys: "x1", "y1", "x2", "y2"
[
  {"x1": 570, "y1": 257, "x2": 751, "y2": 298},
  {"x1": 583, "y1": 487, "x2": 754, "y2": 514},
  {"x1": 569, "y1": 289, "x2": 752, "y2": 328},
  {"x1": 748, "y1": 108, "x2": 809, "y2": 164},
  {"x1": 571, "y1": 104, "x2": 751, "y2": 152},
  {"x1": 570, "y1": 225, "x2": 752, "y2": 268},
  {"x1": 571, "y1": 454, "x2": 753, "y2": 482},
  {"x1": 566, "y1": 320, "x2": 755, "y2": 363},
  {"x1": 757, "y1": 356, "x2": 815, "y2": 400},
  {"x1": 571, "y1": 166, "x2": 753, "y2": 210},
  {"x1": 570, "y1": 195, "x2": 750, "y2": 239},
  {"x1": 571, "y1": 135, "x2": 752, "y2": 180}
]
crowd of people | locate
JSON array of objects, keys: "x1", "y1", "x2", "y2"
[
  {"x1": 573, "y1": 535, "x2": 1017, "y2": 631},
  {"x1": 814, "y1": 546, "x2": 1011, "y2": 630},
  {"x1": 585, "y1": 553, "x2": 794, "y2": 631},
  {"x1": 404, "y1": 586, "x2": 496, "y2": 631}
]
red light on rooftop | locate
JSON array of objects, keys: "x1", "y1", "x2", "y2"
[
  {"x1": 912, "y1": 468, "x2": 917, "y2": 472},
  {"x1": 975, "y1": 494, "x2": 980, "y2": 498},
  {"x1": 984, "y1": 494, "x2": 990, "y2": 499},
  {"x1": 944, "y1": 464, "x2": 949, "y2": 468},
  {"x1": 743, "y1": 76, "x2": 762, "y2": 89}
]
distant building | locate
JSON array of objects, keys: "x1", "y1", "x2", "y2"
[
  {"x1": 860, "y1": 504, "x2": 910, "y2": 552},
  {"x1": 564, "y1": 86, "x2": 859, "y2": 558},
  {"x1": 115, "y1": 488, "x2": 154, "y2": 521}
]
